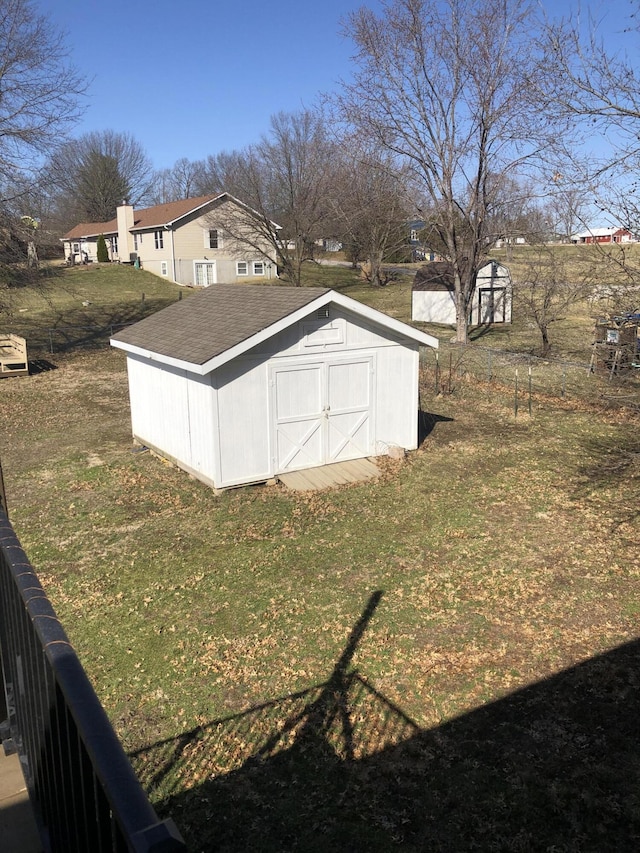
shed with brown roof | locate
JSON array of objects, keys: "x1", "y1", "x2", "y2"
[
  {"x1": 412, "y1": 260, "x2": 512, "y2": 325},
  {"x1": 111, "y1": 285, "x2": 438, "y2": 490}
]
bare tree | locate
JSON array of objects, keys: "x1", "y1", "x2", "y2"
[
  {"x1": 541, "y1": 6, "x2": 640, "y2": 225},
  {"x1": 328, "y1": 142, "x2": 410, "y2": 286},
  {"x1": 537, "y1": 6, "x2": 640, "y2": 305},
  {"x1": 545, "y1": 182, "x2": 590, "y2": 243},
  {"x1": 0, "y1": 0, "x2": 86, "y2": 193},
  {"x1": 338, "y1": 0, "x2": 567, "y2": 342},
  {"x1": 205, "y1": 110, "x2": 336, "y2": 285},
  {"x1": 46, "y1": 130, "x2": 154, "y2": 229},
  {"x1": 149, "y1": 157, "x2": 207, "y2": 204},
  {"x1": 515, "y1": 244, "x2": 593, "y2": 356},
  {"x1": 0, "y1": 0, "x2": 85, "y2": 304},
  {"x1": 195, "y1": 150, "x2": 247, "y2": 196}
]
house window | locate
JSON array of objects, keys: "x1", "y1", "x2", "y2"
[
  {"x1": 111, "y1": 235, "x2": 118, "y2": 254},
  {"x1": 133, "y1": 234, "x2": 138, "y2": 251},
  {"x1": 72, "y1": 242, "x2": 80, "y2": 254},
  {"x1": 154, "y1": 230, "x2": 164, "y2": 249},
  {"x1": 253, "y1": 261, "x2": 264, "y2": 276},
  {"x1": 410, "y1": 229, "x2": 418, "y2": 242},
  {"x1": 160, "y1": 261, "x2": 168, "y2": 276},
  {"x1": 236, "y1": 261, "x2": 248, "y2": 276},
  {"x1": 207, "y1": 229, "x2": 222, "y2": 249}
]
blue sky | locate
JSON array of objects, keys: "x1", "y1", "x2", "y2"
[
  {"x1": 37, "y1": 0, "x2": 636, "y2": 172},
  {"x1": 38, "y1": 0, "x2": 382, "y2": 169}
]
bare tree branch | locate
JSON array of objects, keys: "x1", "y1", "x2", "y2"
[{"x1": 0, "y1": 0, "x2": 86, "y2": 190}]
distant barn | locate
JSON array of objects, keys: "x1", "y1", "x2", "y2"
[
  {"x1": 111, "y1": 286, "x2": 438, "y2": 490},
  {"x1": 412, "y1": 260, "x2": 512, "y2": 325}
]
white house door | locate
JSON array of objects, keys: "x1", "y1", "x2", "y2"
[
  {"x1": 194, "y1": 261, "x2": 217, "y2": 287},
  {"x1": 271, "y1": 357, "x2": 374, "y2": 473}
]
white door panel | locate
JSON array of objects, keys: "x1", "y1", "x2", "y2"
[{"x1": 271, "y1": 357, "x2": 373, "y2": 473}]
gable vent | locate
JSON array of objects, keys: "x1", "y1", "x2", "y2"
[{"x1": 317, "y1": 306, "x2": 330, "y2": 320}]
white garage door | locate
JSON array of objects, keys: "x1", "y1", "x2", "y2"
[{"x1": 271, "y1": 357, "x2": 374, "y2": 473}]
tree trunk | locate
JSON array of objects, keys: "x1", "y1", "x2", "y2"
[
  {"x1": 540, "y1": 326, "x2": 551, "y2": 357},
  {"x1": 368, "y1": 250, "x2": 385, "y2": 287},
  {"x1": 455, "y1": 290, "x2": 469, "y2": 344},
  {"x1": 27, "y1": 241, "x2": 39, "y2": 269}
]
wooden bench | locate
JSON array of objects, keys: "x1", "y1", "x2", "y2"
[{"x1": 0, "y1": 334, "x2": 29, "y2": 377}]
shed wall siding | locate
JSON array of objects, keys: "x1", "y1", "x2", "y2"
[
  {"x1": 372, "y1": 344, "x2": 420, "y2": 450},
  {"x1": 213, "y1": 358, "x2": 272, "y2": 486},
  {"x1": 412, "y1": 291, "x2": 457, "y2": 324},
  {"x1": 185, "y1": 371, "x2": 217, "y2": 478},
  {"x1": 126, "y1": 356, "x2": 191, "y2": 463},
  {"x1": 126, "y1": 355, "x2": 217, "y2": 481}
]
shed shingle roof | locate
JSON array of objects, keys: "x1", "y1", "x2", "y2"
[
  {"x1": 111, "y1": 285, "x2": 330, "y2": 365},
  {"x1": 413, "y1": 262, "x2": 456, "y2": 291}
]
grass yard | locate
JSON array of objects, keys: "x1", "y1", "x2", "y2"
[
  {"x1": 2, "y1": 263, "x2": 189, "y2": 352},
  {"x1": 0, "y1": 335, "x2": 639, "y2": 848}
]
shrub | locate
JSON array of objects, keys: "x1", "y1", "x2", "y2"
[{"x1": 96, "y1": 234, "x2": 109, "y2": 263}]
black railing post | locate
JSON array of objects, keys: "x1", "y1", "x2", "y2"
[{"x1": 0, "y1": 458, "x2": 7, "y2": 518}]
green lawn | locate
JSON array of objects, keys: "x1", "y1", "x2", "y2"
[{"x1": 0, "y1": 263, "x2": 639, "y2": 849}]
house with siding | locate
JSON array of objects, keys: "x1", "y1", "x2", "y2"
[
  {"x1": 111, "y1": 285, "x2": 438, "y2": 490},
  {"x1": 61, "y1": 193, "x2": 278, "y2": 286}
]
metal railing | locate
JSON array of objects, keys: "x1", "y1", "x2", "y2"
[{"x1": 0, "y1": 509, "x2": 186, "y2": 852}]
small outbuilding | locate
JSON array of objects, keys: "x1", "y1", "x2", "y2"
[
  {"x1": 111, "y1": 285, "x2": 438, "y2": 490},
  {"x1": 412, "y1": 260, "x2": 512, "y2": 325}
]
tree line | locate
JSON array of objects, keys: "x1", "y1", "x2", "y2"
[{"x1": 1, "y1": 0, "x2": 640, "y2": 343}]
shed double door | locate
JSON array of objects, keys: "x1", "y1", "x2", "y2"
[
  {"x1": 478, "y1": 287, "x2": 506, "y2": 323},
  {"x1": 271, "y1": 357, "x2": 374, "y2": 473}
]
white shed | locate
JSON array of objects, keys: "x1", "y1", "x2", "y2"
[
  {"x1": 111, "y1": 285, "x2": 438, "y2": 490},
  {"x1": 412, "y1": 260, "x2": 512, "y2": 325}
]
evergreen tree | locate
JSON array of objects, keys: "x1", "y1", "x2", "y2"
[{"x1": 96, "y1": 234, "x2": 109, "y2": 263}]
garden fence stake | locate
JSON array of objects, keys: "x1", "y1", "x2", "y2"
[
  {"x1": 528, "y1": 366, "x2": 532, "y2": 416},
  {"x1": 514, "y1": 368, "x2": 518, "y2": 417}
]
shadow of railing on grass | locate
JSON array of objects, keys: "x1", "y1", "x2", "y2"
[{"x1": 130, "y1": 593, "x2": 640, "y2": 852}]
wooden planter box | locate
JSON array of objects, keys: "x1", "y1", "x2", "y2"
[{"x1": 0, "y1": 334, "x2": 29, "y2": 377}]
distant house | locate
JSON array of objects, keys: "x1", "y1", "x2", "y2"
[
  {"x1": 61, "y1": 193, "x2": 278, "y2": 286},
  {"x1": 570, "y1": 227, "x2": 635, "y2": 245},
  {"x1": 412, "y1": 260, "x2": 512, "y2": 325},
  {"x1": 110, "y1": 285, "x2": 438, "y2": 490},
  {"x1": 407, "y1": 219, "x2": 442, "y2": 262},
  {"x1": 494, "y1": 236, "x2": 527, "y2": 248}
]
